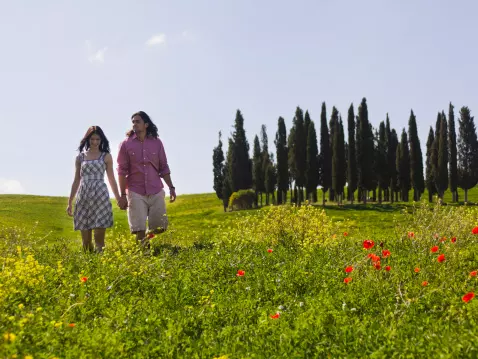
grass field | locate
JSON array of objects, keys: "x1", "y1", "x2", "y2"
[{"x1": 1, "y1": 188, "x2": 478, "y2": 358}]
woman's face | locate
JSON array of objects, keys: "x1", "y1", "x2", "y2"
[{"x1": 89, "y1": 134, "x2": 101, "y2": 149}]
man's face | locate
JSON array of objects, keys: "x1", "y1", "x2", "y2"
[{"x1": 132, "y1": 115, "x2": 148, "y2": 133}]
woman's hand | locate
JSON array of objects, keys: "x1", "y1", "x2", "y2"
[{"x1": 66, "y1": 203, "x2": 73, "y2": 216}]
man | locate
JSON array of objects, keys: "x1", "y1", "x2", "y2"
[{"x1": 117, "y1": 111, "x2": 176, "y2": 248}]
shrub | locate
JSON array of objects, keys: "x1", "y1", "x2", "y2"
[{"x1": 228, "y1": 189, "x2": 256, "y2": 211}]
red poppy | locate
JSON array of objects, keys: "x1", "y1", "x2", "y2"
[
  {"x1": 462, "y1": 292, "x2": 475, "y2": 303},
  {"x1": 374, "y1": 263, "x2": 381, "y2": 270},
  {"x1": 451, "y1": 237, "x2": 457, "y2": 243},
  {"x1": 267, "y1": 248, "x2": 273, "y2": 253},
  {"x1": 408, "y1": 232, "x2": 415, "y2": 238},
  {"x1": 370, "y1": 254, "x2": 381, "y2": 263},
  {"x1": 343, "y1": 232, "x2": 348, "y2": 236},
  {"x1": 431, "y1": 246, "x2": 439, "y2": 253},
  {"x1": 422, "y1": 281, "x2": 428, "y2": 286},
  {"x1": 470, "y1": 271, "x2": 477, "y2": 277},
  {"x1": 414, "y1": 268, "x2": 420, "y2": 273},
  {"x1": 270, "y1": 312, "x2": 280, "y2": 319},
  {"x1": 382, "y1": 250, "x2": 391, "y2": 258},
  {"x1": 344, "y1": 277, "x2": 352, "y2": 284},
  {"x1": 147, "y1": 233, "x2": 155, "y2": 239},
  {"x1": 385, "y1": 266, "x2": 391, "y2": 271},
  {"x1": 80, "y1": 277, "x2": 88, "y2": 283},
  {"x1": 437, "y1": 254, "x2": 445, "y2": 263},
  {"x1": 236, "y1": 270, "x2": 245, "y2": 277},
  {"x1": 68, "y1": 323, "x2": 75, "y2": 328},
  {"x1": 345, "y1": 266, "x2": 353, "y2": 273},
  {"x1": 363, "y1": 240, "x2": 375, "y2": 250},
  {"x1": 472, "y1": 227, "x2": 478, "y2": 235}
]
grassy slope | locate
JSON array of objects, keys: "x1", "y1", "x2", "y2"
[{"x1": 0, "y1": 187, "x2": 477, "y2": 242}]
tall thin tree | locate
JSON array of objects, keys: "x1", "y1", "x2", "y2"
[
  {"x1": 252, "y1": 135, "x2": 264, "y2": 206},
  {"x1": 425, "y1": 127, "x2": 436, "y2": 202},
  {"x1": 377, "y1": 121, "x2": 388, "y2": 203},
  {"x1": 306, "y1": 120, "x2": 319, "y2": 202},
  {"x1": 213, "y1": 131, "x2": 226, "y2": 210},
  {"x1": 347, "y1": 104, "x2": 357, "y2": 203},
  {"x1": 448, "y1": 103, "x2": 458, "y2": 202},
  {"x1": 408, "y1": 110, "x2": 425, "y2": 201},
  {"x1": 230, "y1": 110, "x2": 253, "y2": 191},
  {"x1": 356, "y1": 98, "x2": 374, "y2": 204},
  {"x1": 397, "y1": 129, "x2": 411, "y2": 201},
  {"x1": 275, "y1": 117, "x2": 289, "y2": 204},
  {"x1": 436, "y1": 112, "x2": 448, "y2": 199},
  {"x1": 457, "y1": 106, "x2": 478, "y2": 202},
  {"x1": 319, "y1": 102, "x2": 331, "y2": 205}
]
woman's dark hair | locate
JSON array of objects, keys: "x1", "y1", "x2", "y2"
[
  {"x1": 78, "y1": 126, "x2": 110, "y2": 153},
  {"x1": 127, "y1": 111, "x2": 159, "y2": 138}
]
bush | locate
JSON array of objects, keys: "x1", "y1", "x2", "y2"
[
  {"x1": 228, "y1": 189, "x2": 256, "y2": 211},
  {"x1": 218, "y1": 203, "x2": 349, "y2": 250}
]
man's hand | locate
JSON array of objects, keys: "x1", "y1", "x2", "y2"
[{"x1": 169, "y1": 188, "x2": 176, "y2": 203}]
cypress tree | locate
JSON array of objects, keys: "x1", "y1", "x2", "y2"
[
  {"x1": 261, "y1": 125, "x2": 272, "y2": 205},
  {"x1": 319, "y1": 102, "x2": 331, "y2": 205},
  {"x1": 288, "y1": 126, "x2": 296, "y2": 204},
  {"x1": 212, "y1": 131, "x2": 225, "y2": 206},
  {"x1": 230, "y1": 110, "x2": 252, "y2": 191},
  {"x1": 425, "y1": 127, "x2": 436, "y2": 202},
  {"x1": 436, "y1": 112, "x2": 448, "y2": 199},
  {"x1": 293, "y1": 107, "x2": 307, "y2": 205},
  {"x1": 329, "y1": 108, "x2": 338, "y2": 202},
  {"x1": 264, "y1": 155, "x2": 276, "y2": 205},
  {"x1": 332, "y1": 117, "x2": 346, "y2": 204},
  {"x1": 357, "y1": 98, "x2": 374, "y2": 204},
  {"x1": 408, "y1": 110, "x2": 425, "y2": 201},
  {"x1": 448, "y1": 103, "x2": 458, "y2": 202},
  {"x1": 347, "y1": 104, "x2": 357, "y2": 203},
  {"x1": 457, "y1": 106, "x2": 478, "y2": 202},
  {"x1": 306, "y1": 120, "x2": 319, "y2": 202},
  {"x1": 397, "y1": 129, "x2": 411, "y2": 201},
  {"x1": 389, "y1": 129, "x2": 399, "y2": 203},
  {"x1": 222, "y1": 138, "x2": 234, "y2": 211},
  {"x1": 377, "y1": 121, "x2": 388, "y2": 203},
  {"x1": 274, "y1": 117, "x2": 288, "y2": 204},
  {"x1": 252, "y1": 135, "x2": 263, "y2": 206},
  {"x1": 385, "y1": 114, "x2": 393, "y2": 201}
]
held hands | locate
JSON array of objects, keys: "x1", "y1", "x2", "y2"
[{"x1": 117, "y1": 196, "x2": 128, "y2": 210}]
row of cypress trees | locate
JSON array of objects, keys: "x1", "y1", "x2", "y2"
[{"x1": 213, "y1": 98, "x2": 478, "y2": 209}]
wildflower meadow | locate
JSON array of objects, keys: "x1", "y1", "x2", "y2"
[{"x1": 0, "y1": 195, "x2": 477, "y2": 358}]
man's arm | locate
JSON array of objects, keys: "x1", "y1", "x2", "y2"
[
  {"x1": 116, "y1": 141, "x2": 129, "y2": 209},
  {"x1": 161, "y1": 173, "x2": 176, "y2": 202},
  {"x1": 157, "y1": 140, "x2": 176, "y2": 202}
]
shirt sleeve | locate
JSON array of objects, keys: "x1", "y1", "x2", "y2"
[
  {"x1": 157, "y1": 139, "x2": 171, "y2": 176},
  {"x1": 117, "y1": 141, "x2": 129, "y2": 176}
]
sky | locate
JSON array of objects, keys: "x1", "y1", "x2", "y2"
[{"x1": 1, "y1": 0, "x2": 477, "y2": 197}]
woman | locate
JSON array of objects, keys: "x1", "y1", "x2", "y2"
[{"x1": 67, "y1": 126, "x2": 123, "y2": 252}]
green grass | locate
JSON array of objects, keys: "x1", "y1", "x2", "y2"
[
  {"x1": 1, "y1": 189, "x2": 478, "y2": 357},
  {"x1": 1, "y1": 186, "x2": 477, "y2": 244}
]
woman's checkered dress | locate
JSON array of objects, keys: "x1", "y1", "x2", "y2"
[{"x1": 73, "y1": 152, "x2": 113, "y2": 230}]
